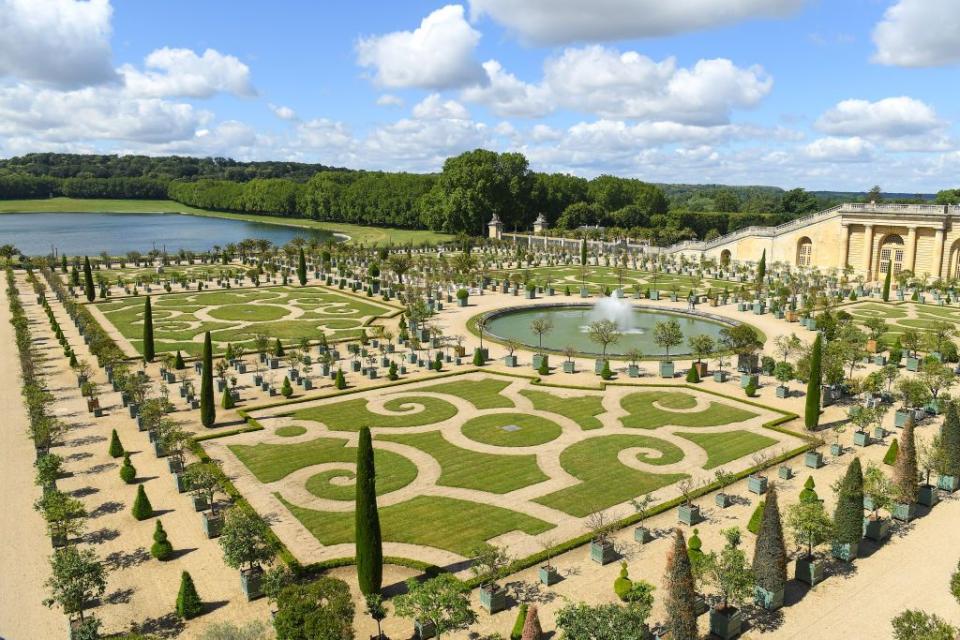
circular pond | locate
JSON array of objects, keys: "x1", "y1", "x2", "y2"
[{"x1": 483, "y1": 303, "x2": 733, "y2": 358}]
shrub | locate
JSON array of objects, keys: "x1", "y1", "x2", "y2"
[
  {"x1": 334, "y1": 369, "x2": 346, "y2": 390},
  {"x1": 748, "y1": 500, "x2": 765, "y2": 535},
  {"x1": 799, "y1": 476, "x2": 818, "y2": 503},
  {"x1": 951, "y1": 559, "x2": 960, "y2": 605},
  {"x1": 613, "y1": 562, "x2": 633, "y2": 601},
  {"x1": 108, "y1": 429, "x2": 124, "y2": 458},
  {"x1": 281, "y1": 376, "x2": 293, "y2": 398},
  {"x1": 174, "y1": 350, "x2": 185, "y2": 369},
  {"x1": 600, "y1": 360, "x2": 613, "y2": 380},
  {"x1": 221, "y1": 386, "x2": 236, "y2": 409},
  {"x1": 456, "y1": 288, "x2": 468, "y2": 301},
  {"x1": 686, "y1": 367, "x2": 700, "y2": 383},
  {"x1": 473, "y1": 349, "x2": 485, "y2": 366},
  {"x1": 388, "y1": 362, "x2": 398, "y2": 381},
  {"x1": 538, "y1": 360, "x2": 549, "y2": 376},
  {"x1": 745, "y1": 381, "x2": 757, "y2": 397},
  {"x1": 119, "y1": 454, "x2": 137, "y2": 484},
  {"x1": 564, "y1": 286, "x2": 571, "y2": 296},
  {"x1": 761, "y1": 356, "x2": 776, "y2": 375},
  {"x1": 132, "y1": 485, "x2": 153, "y2": 520},
  {"x1": 884, "y1": 438, "x2": 899, "y2": 466},
  {"x1": 151, "y1": 520, "x2": 173, "y2": 561},
  {"x1": 175, "y1": 571, "x2": 203, "y2": 619},
  {"x1": 511, "y1": 603, "x2": 529, "y2": 640},
  {"x1": 434, "y1": 352, "x2": 443, "y2": 371}
]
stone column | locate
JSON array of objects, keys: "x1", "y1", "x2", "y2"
[
  {"x1": 934, "y1": 228, "x2": 945, "y2": 279},
  {"x1": 839, "y1": 224, "x2": 850, "y2": 270},
  {"x1": 905, "y1": 226, "x2": 918, "y2": 273},
  {"x1": 863, "y1": 224, "x2": 874, "y2": 279}
]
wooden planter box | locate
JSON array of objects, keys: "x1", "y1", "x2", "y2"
[
  {"x1": 562, "y1": 361, "x2": 576, "y2": 373},
  {"x1": 241, "y1": 567, "x2": 264, "y2": 601},
  {"x1": 659, "y1": 361, "x2": 674, "y2": 378},
  {"x1": 713, "y1": 371, "x2": 728, "y2": 382},
  {"x1": 805, "y1": 451, "x2": 824, "y2": 469},
  {"x1": 863, "y1": 516, "x2": 890, "y2": 542},
  {"x1": 892, "y1": 502, "x2": 917, "y2": 522},
  {"x1": 479, "y1": 585, "x2": 507, "y2": 613},
  {"x1": 918, "y1": 485, "x2": 939, "y2": 507},
  {"x1": 539, "y1": 565, "x2": 562, "y2": 586},
  {"x1": 202, "y1": 512, "x2": 223, "y2": 538},
  {"x1": 778, "y1": 465, "x2": 793, "y2": 480},
  {"x1": 589, "y1": 539, "x2": 617, "y2": 565},
  {"x1": 634, "y1": 525, "x2": 653, "y2": 544},
  {"x1": 754, "y1": 586, "x2": 784, "y2": 611},
  {"x1": 693, "y1": 362, "x2": 709, "y2": 377},
  {"x1": 831, "y1": 541, "x2": 859, "y2": 562},
  {"x1": 938, "y1": 475, "x2": 960, "y2": 492},
  {"x1": 853, "y1": 430, "x2": 870, "y2": 447},
  {"x1": 709, "y1": 607, "x2": 743, "y2": 640},
  {"x1": 775, "y1": 385, "x2": 788, "y2": 398},
  {"x1": 715, "y1": 492, "x2": 733, "y2": 508},
  {"x1": 677, "y1": 503, "x2": 702, "y2": 525},
  {"x1": 747, "y1": 475, "x2": 768, "y2": 495},
  {"x1": 795, "y1": 556, "x2": 824, "y2": 586}
]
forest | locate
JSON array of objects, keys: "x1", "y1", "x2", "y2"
[{"x1": 0, "y1": 150, "x2": 938, "y2": 245}]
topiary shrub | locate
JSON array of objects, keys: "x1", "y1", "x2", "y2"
[
  {"x1": 132, "y1": 485, "x2": 153, "y2": 521},
  {"x1": 174, "y1": 350, "x2": 185, "y2": 369},
  {"x1": 538, "y1": 360, "x2": 549, "y2": 376},
  {"x1": 119, "y1": 453, "x2": 137, "y2": 484},
  {"x1": 108, "y1": 429, "x2": 124, "y2": 458},
  {"x1": 799, "y1": 476, "x2": 819, "y2": 503},
  {"x1": 761, "y1": 356, "x2": 776, "y2": 375},
  {"x1": 334, "y1": 369, "x2": 346, "y2": 390},
  {"x1": 473, "y1": 349, "x2": 485, "y2": 366},
  {"x1": 434, "y1": 352, "x2": 443, "y2": 371},
  {"x1": 564, "y1": 285, "x2": 571, "y2": 296},
  {"x1": 748, "y1": 500, "x2": 766, "y2": 535},
  {"x1": 175, "y1": 571, "x2": 203, "y2": 619},
  {"x1": 510, "y1": 602, "x2": 529, "y2": 640},
  {"x1": 388, "y1": 362, "x2": 398, "y2": 381},
  {"x1": 221, "y1": 386, "x2": 236, "y2": 409},
  {"x1": 151, "y1": 520, "x2": 173, "y2": 561},
  {"x1": 686, "y1": 367, "x2": 700, "y2": 383},
  {"x1": 884, "y1": 438, "x2": 899, "y2": 466},
  {"x1": 280, "y1": 377, "x2": 293, "y2": 398},
  {"x1": 745, "y1": 381, "x2": 757, "y2": 397},
  {"x1": 613, "y1": 562, "x2": 634, "y2": 601},
  {"x1": 600, "y1": 360, "x2": 613, "y2": 380}
]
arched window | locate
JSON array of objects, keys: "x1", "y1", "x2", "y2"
[
  {"x1": 878, "y1": 235, "x2": 904, "y2": 276},
  {"x1": 720, "y1": 249, "x2": 731, "y2": 266},
  {"x1": 796, "y1": 237, "x2": 813, "y2": 267}
]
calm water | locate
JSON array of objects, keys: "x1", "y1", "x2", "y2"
[
  {"x1": 485, "y1": 305, "x2": 729, "y2": 357},
  {"x1": 2, "y1": 212, "x2": 340, "y2": 256}
]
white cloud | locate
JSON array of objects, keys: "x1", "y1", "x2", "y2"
[
  {"x1": 121, "y1": 48, "x2": 255, "y2": 98},
  {"x1": 872, "y1": 0, "x2": 960, "y2": 67},
  {"x1": 269, "y1": 104, "x2": 298, "y2": 120},
  {"x1": 412, "y1": 94, "x2": 470, "y2": 120},
  {"x1": 376, "y1": 94, "x2": 405, "y2": 107},
  {"x1": 461, "y1": 60, "x2": 552, "y2": 118},
  {"x1": 815, "y1": 97, "x2": 943, "y2": 138},
  {"x1": 356, "y1": 5, "x2": 485, "y2": 90},
  {"x1": 803, "y1": 137, "x2": 875, "y2": 162},
  {"x1": 0, "y1": 0, "x2": 116, "y2": 88},
  {"x1": 469, "y1": 0, "x2": 804, "y2": 45}
]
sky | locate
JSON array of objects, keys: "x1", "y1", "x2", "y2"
[{"x1": 1, "y1": 0, "x2": 960, "y2": 192}]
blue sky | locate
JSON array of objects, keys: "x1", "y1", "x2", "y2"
[{"x1": 2, "y1": 0, "x2": 960, "y2": 192}]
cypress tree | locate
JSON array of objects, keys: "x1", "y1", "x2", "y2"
[
  {"x1": 355, "y1": 427, "x2": 383, "y2": 595},
  {"x1": 151, "y1": 520, "x2": 173, "y2": 560},
  {"x1": 511, "y1": 603, "x2": 529, "y2": 640},
  {"x1": 61, "y1": 254, "x2": 68, "y2": 273},
  {"x1": 297, "y1": 247, "x2": 307, "y2": 286},
  {"x1": 833, "y1": 458, "x2": 864, "y2": 545},
  {"x1": 175, "y1": 571, "x2": 203, "y2": 619},
  {"x1": 174, "y1": 350, "x2": 185, "y2": 369},
  {"x1": 941, "y1": 401, "x2": 960, "y2": 477},
  {"x1": 200, "y1": 331, "x2": 215, "y2": 428},
  {"x1": 142, "y1": 296, "x2": 155, "y2": 362},
  {"x1": 580, "y1": 238, "x2": 587, "y2": 266},
  {"x1": 747, "y1": 499, "x2": 765, "y2": 535},
  {"x1": 805, "y1": 334, "x2": 823, "y2": 431},
  {"x1": 520, "y1": 605, "x2": 543, "y2": 640},
  {"x1": 132, "y1": 485, "x2": 153, "y2": 520},
  {"x1": 663, "y1": 529, "x2": 698, "y2": 640},
  {"x1": 757, "y1": 249, "x2": 766, "y2": 285},
  {"x1": 894, "y1": 416, "x2": 919, "y2": 504},
  {"x1": 71, "y1": 264, "x2": 80, "y2": 287},
  {"x1": 752, "y1": 486, "x2": 787, "y2": 607},
  {"x1": 335, "y1": 368, "x2": 346, "y2": 390},
  {"x1": 274, "y1": 338, "x2": 285, "y2": 357},
  {"x1": 221, "y1": 386, "x2": 235, "y2": 409},
  {"x1": 108, "y1": 429, "x2": 124, "y2": 458},
  {"x1": 882, "y1": 268, "x2": 892, "y2": 302},
  {"x1": 82, "y1": 256, "x2": 95, "y2": 302}
]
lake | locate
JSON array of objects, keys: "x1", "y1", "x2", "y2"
[{"x1": 2, "y1": 212, "x2": 342, "y2": 256}]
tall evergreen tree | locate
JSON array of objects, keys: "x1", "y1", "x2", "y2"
[
  {"x1": 132, "y1": 485, "x2": 153, "y2": 520},
  {"x1": 200, "y1": 331, "x2": 215, "y2": 428},
  {"x1": 82, "y1": 256, "x2": 95, "y2": 302},
  {"x1": 833, "y1": 458, "x2": 864, "y2": 546},
  {"x1": 752, "y1": 486, "x2": 787, "y2": 608},
  {"x1": 757, "y1": 249, "x2": 766, "y2": 285},
  {"x1": 142, "y1": 296, "x2": 155, "y2": 362},
  {"x1": 355, "y1": 426, "x2": 383, "y2": 595},
  {"x1": 297, "y1": 247, "x2": 307, "y2": 286},
  {"x1": 805, "y1": 334, "x2": 823, "y2": 430},
  {"x1": 663, "y1": 529, "x2": 698, "y2": 640},
  {"x1": 882, "y1": 268, "x2": 892, "y2": 302},
  {"x1": 941, "y1": 401, "x2": 960, "y2": 478},
  {"x1": 894, "y1": 416, "x2": 919, "y2": 504}
]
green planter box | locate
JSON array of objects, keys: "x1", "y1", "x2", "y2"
[
  {"x1": 240, "y1": 567, "x2": 264, "y2": 601},
  {"x1": 830, "y1": 443, "x2": 843, "y2": 457},
  {"x1": 715, "y1": 492, "x2": 733, "y2": 508},
  {"x1": 918, "y1": 485, "x2": 939, "y2": 508},
  {"x1": 202, "y1": 513, "x2": 223, "y2": 538},
  {"x1": 539, "y1": 565, "x2": 562, "y2": 586},
  {"x1": 795, "y1": 556, "x2": 824, "y2": 586},
  {"x1": 589, "y1": 539, "x2": 617, "y2": 565},
  {"x1": 173, "y1": 473, "x2": 189, "y2": 493},
  {"x1": 938, "y1": 475, "x2": 959, "y2": 492},
  {"x1": 479, "y1": 585, "x2": 506, "y2": 613},
  {"x1": 778, "y1": 465, "x2": 793, "y2": 480},
  {"x1": 874, "y1": 355, "x2": 887, "y2": 366},
  {"x1": 906, "y1": 356, "x2": 921, "y2": 371},
  {"x1": 805, "y1": 451, "x2": 824, "y2": 469},
  {"x1": 503, "y1": 355, "x2": 518, "y2": 367},
  {"x1": 754, "y1": 586, "x2": 784, "y2": 611},
  {"x1": 713, "y1": 371, "x2": 728, "y2": 382},
  {"x1": 634, "y1": 526, "x2": 653, "y2": 544},
  {"x1": 532, "y1": 354, "x2": 548, "y2": 370},
  {"x1": 628, "y1": 364, "x2": 640, "y2": 378},
  {"x1": 659, "y1": 361, "x2": 674, "y2": 378},
  {"x1": 775, "y1": 386, "x2": 788, "y2": 398},
  {"x1": 863, "y1": 516, "x2": 890, "y2": 542},
  {"x1": 677, "y1": 503, "x2": 702, "y2": 526},
  {"x1": 831, "y1": 541, "x2": 858, "y2": 562},
  {"x1": 740, "y1": 374, "x2": 758, "y2": 389},
  {"x1": 894, "y1": 410, "x2": 912, "y2": 427},
  {"x1": 192, "y1": 495, "x2": 209, "y2": 512},
  {"x1": 562, "y1": 361, "x2": 576, "y2": 373},
  {"x1": 747, "y1": 475, "x2": 768, "y2": 495},
  {"x1": 709, "y1": 607, "x2": 743, "y2": 640},
  {"x1": 594, "y1": 358, "x2": 607, "y2": 374},
  {"x1": 414, "y1": 620, "x2": 436, "y2": 639},
  {"x1": 892, "y1": 502, "x2": 917, "y2": 522},
  {"x1": 853, "y1": 430, "x2": 870, "y2": 447}
]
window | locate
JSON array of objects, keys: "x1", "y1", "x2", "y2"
[{"x1": 797, "y1": 239, "x2": 812, "y2": 267}]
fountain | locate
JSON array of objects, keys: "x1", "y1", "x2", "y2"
[{"x1": 588, "y1": 289, "x2": 637, "y2": 332}]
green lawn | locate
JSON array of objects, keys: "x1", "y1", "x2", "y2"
[
  {"x1": 377, "y1": 431, "x2": 548, "y2": 493},
  {"x1": 620, "y1": 391, "x2": 757, "y2": 429},
  {"x1": 675, "y1": 430, "x2": 778, "y2": 470},
  {"x1": 461, "y1": 413, "x2": 563, "y2": 447},
  {"x1": 275, "y1": 426, "x2": 307, "y2": 437},
  {"x1": 416, "y1": 378, "x2": 514, "y2": 409},
  {"x1": 277, "y1": 494, "x2": 553, "y2": 556},
  {"x1": 0, "y1": 198, "x2": 454, "y2": 246},
  {"x1": 95, "y1": 285, "x2": 392, "y2": 356},
  {"x1": 295, "y1": 396, "x2": 459, "y2": 431},
  {"x1": 520, "y1": 389, "x2": 606, "y2": 430},
  {"x1": 228, "y1": 436, "x2": 418, "y2": 498},
  {"x1": 304, "y1": 453, "x2": 419, "y2": 501},
  {"x1": 535, "y1": 434, "x2": 687, "y2": 516}
]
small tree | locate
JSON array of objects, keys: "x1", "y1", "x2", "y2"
[
  {"x1": 35, "y1": 489, "x2": 87, "y2": 544},
  {"x1": 688, "y1": 334, "x2": 715, "y2": 366},
  {"x1": 786, "y1": 498, "x2": 833, "y2": 559},
  {"x1": 175, "y1": 571, "x2": 203, "y2": 619},
  {"x1": 832, "y1": 458, "x2": 864, "y2": 547},
  {"x1": 44, "y1": 545, "x2": 107, "y2": 622},
  {"x1": 108, "y1": 429, "x2": 124, "y2": 458},
  {"x1": 805, "y1": 333, "x2": 823, "y2": 430},
  {"x1": 365, "y1": 593, "x2": 388, "y2": 640},
  {"x1": 132, "y1": 485, "x2": 153, "y2": 521},
  {"x1": 142, "y1": 295, "x2": 155, "y2": 361},
  {"x1": 185, "y1": 462, "x2": 222, "y2": 515},
  {"x1": 529, "y1": 318, "x2": 554, "y2": 355},
  {"x1": 470, "y1": 543, "x2": 511, "y2": 591},
  {"x1": 587, "y1": 319, "x2": 621, "y2": 360},
  {"x1": 891, "y1": 610, "x2": 956, "y2": 640},
  {"x1": 653, "y1": 318, "x2": 683, "y2": 359},
  {"x1": 893, "y1": 416, "x2": 919, "y2": 505},
  {"x1": 151, "y1": 520, "x2": 174, "y2": 561},
  {"x1": 394, "y1": 573, "x2": 476, "y2": 639},
  {"x1": 274, "y1": 577, "x2": 355, "y2": 640},
  {"x1": 663, "y1": 529, "x2": 698, "y2": 640},
  {"x1": 752, "y1": 486, "x2": 787, "y2": 601},
  {"x1": 704, "y1": 527, "x2": 755, "y2": 612},
  {"x1": 555, "y1": 600, "x2": 652, "y2": 640},
  {"x1": 219, "y1": 506, "x2": 276, "y2": 575}
]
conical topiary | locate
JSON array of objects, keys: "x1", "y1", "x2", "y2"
[
  {"x1": 281, "y1": 376, "x2": 293, "y2": 398},
  {"x1": 884, "y1": 438, "x2": 899, "y2": 466},
  {"x1": 119, "y1": 453, "x2": 137, "y2": 484},
  {"x1": 510, "y1": 602, "x2": 529, "y2": 640},
  {"x1": 221, "y1": 386, "x2": 235, "y2": 409},
  {"x1": 108, "y1": 429, "x2": 124, "y2": 458},
  {"x1": 894, "y1": 417, "x2": 919, "y2": 504},
  {"x1": 799, "y1": 476, "x2": 819, "y2": 503},
  {"x1": 520, "y1": 604, "x2": 543, "y2": 640},
  {"x1": 174, "y1": 350, "x2": 185, "y2": 370},
  {"x1": 664, "y1": 529, "x2": 698, "y2": 640},
  {"x1": 132, "y1": 485, "x2": 153, "y2": 520},
  {"x1": 748, "y1": 499, "x2": 766, "y2": 535},
  {"x1": 175, "y1": 571, "x2": 203, "y2": 619},
  {"x1": 833, "y1": 458, "x2": 864, "y2": 546},
  {"x1": 151, "y1": 520, "x2": 173, "y2": 561},
  {"x1": 752, "y1": 487, "x2": 787, "y2": 606},
  {"x1": 334, "y1": 369, "x2": 346, "y2": 390},
  {"x1": 273, "y1": 338, "x2": 285, "y2": 357}
]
